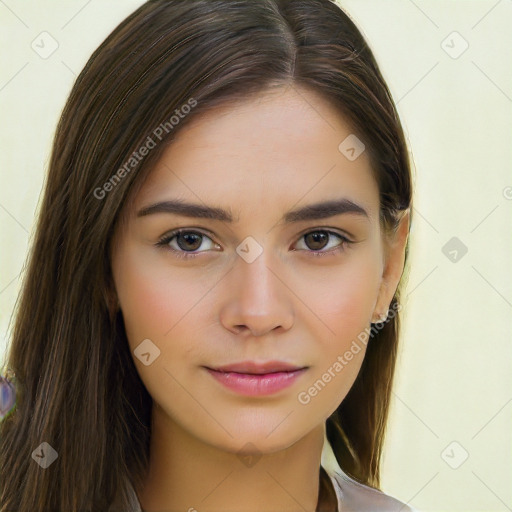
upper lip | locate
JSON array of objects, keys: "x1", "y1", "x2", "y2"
[{"x1": 207, "y1": 360, "x2": 307, "y2": 374}]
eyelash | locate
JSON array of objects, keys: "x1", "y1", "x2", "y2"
[{"x1": 155, "y1": 228, "x2": 354, "y2": 260}]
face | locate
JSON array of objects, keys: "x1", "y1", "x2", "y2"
[{"x1": 111, "y1": 85, "x2": 403, "y2": 455}]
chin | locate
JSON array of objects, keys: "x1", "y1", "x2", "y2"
[{"x1": 203, "y1": 419, "x2": 314, "y2": 456}]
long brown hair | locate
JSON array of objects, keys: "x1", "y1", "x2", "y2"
[{"x1": 0, "y1": 1, "x2": 413, "y2": 510}]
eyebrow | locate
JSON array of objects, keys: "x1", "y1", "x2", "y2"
[{"x1": 136, "y1": 198, "x2": 369, "y2": 223}]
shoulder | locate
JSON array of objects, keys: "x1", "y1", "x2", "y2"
[{"x1": 327, "y1": 467, "x2": 420, "y2": 512}]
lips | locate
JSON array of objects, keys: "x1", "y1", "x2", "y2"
[
  {"x1": 208, "y1": 360, "x2": 306, "y2": 375},
  {"x1": 205, "y1": 366, "x2": 308, "y2": 396}
]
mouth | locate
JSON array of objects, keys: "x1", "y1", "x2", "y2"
[
  {"x1": 207, "y1": 360, "x2": 307, "y2": 375},
  {"x1": 203, "y1": 361, "x2": 308, "y2": 396}
]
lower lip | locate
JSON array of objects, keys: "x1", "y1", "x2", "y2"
[{"x1": 205, "y1": 368, "x2": 307, "y2": 396}]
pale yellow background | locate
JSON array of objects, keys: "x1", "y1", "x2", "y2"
[{"x1": 1, "y1": 1, "x2": 511, "y2": 511}]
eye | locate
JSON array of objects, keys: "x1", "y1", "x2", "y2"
[
  {"x1": 293, "y1": 229, "x2": 353, "y2": 257},
  {"x1": 156, "y1": 228, "x2": 353, "y2": 260},
  {"x1": 156, "y1": 229, "x2": 220, "y2": 259}
]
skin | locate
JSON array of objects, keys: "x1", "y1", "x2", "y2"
[{"x1": 111, "y1": 84, "x2": 409, "y2": 512}]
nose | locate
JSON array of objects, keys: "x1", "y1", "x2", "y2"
[{"x1": 219, "y1": 250, "x2": 294, "y2": 337}]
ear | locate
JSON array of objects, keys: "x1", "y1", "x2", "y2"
[
  {"x1": 372, "y1": 210, "x2": 410, "y2": 322},
  {"x1": 104, "y1": 269, "x2": 121, "y2": 321}
]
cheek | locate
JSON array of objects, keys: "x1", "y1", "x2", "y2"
[
  {"x1": 298, "y1": 247, "x2": 383, "y2": 340},
  {"x1": 293, "y1": 246, "x2": 383, "y2": 409},
  {"x1": 113, "y1": 250, "x2": 211, "y2": 411},
  {"x1": 113, "y1": 245, "x2": 206, "y2": 347}
]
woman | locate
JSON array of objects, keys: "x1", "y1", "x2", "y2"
[{"x1": 0, "y1": 1, "x2": 416, "y2": 510}]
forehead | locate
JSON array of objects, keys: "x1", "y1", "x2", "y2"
[{"x1": 133, "y1": 85, "x2": 380, "y2": 222}]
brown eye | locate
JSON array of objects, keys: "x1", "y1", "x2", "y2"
[
  {"x1": 304, "y1": 231, "x2": 330, "y2": 251},
  {"x1": 294, "y1": 229, "x2": 352, "y2": 257},
  {"x1": 156, "y1": 229, "x2": 219, "y2": 257},
  {"x1": 175, "y1": 232, "x2": 203, "y2": 251}
]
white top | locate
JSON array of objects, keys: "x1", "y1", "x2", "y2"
[
  {"x1": 116, "y1": 464, "x2": 418, "y2": 511},
  {"x1": 327, "y1": 465, "x2": 418, "y2": 511}
]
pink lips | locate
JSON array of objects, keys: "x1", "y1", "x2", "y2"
[{"x1": 205, "y1": 360, "x2": 308, "y2": 396}]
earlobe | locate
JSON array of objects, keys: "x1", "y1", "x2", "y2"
[
  {"x1": 371, "y1": 280, "x2": 390, "y2": 324},
  {"x1": 371, "y1": 310, "x2": 388, "y2": 324}
]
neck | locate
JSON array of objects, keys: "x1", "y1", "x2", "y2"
[{"x1": 137, "y1": 403, "x2": 328, "y2": 512}]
